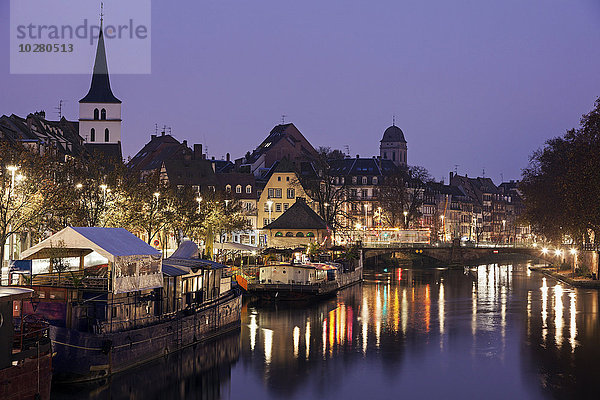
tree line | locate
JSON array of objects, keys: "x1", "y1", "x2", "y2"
[{"x1": 0, "y1": 144, "x2": 249, "y2": 263}]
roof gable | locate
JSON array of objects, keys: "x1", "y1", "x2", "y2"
[{"x1": 265, "y1": 199, "x2": 327, "y2": 230}]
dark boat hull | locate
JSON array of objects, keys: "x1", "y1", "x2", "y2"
[{"x1": 50, "y1": 290, "x2": 242, "y2": 383}]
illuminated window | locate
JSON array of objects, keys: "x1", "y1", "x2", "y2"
[
  {"x1": 236, "y1": 185, "x2": 242, "y2": 193},
  {"x1": 275, "y1": 232, "x2": 283, "y2": 237},
  {"x1": 306, "y1": 232, "x2": 315, "y2": 237},
  {"x1": 246, "y1": 185, "x2": 252, "y2": 194},
  {"x1": 226, "y1": 185, "x2": 231, "y2": 193}
]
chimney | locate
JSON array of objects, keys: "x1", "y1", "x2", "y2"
[
  {"x1": 151, "y1": 134, "x2": 157, "y2": 140},
  {"x1": 449, "y1": 172, "x2": 454, "y2": 182},
  {"x1": 194, "y1": 144, "x2": 202, "y2": 160},
  {"x1": 356, "y1": 154, "x2": 359, "y2": 159},
  {"x1": 211, "y1": 156, "x2": 215, "y2": 160},
  {"x1": 226, "y1": 153, "x2": 230, "y2": 162},
  {"x1": 183, "y1": 140, "x2": 188, "y2": 148},
  {"x1": 202, "y1": 154, "x2": 206, "y2": 160}
]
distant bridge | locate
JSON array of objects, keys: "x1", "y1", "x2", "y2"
[{"x1": 360, "y1": 242, "x2": 548, "y2": 265}]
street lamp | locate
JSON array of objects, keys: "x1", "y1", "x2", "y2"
[
  {"x1": 266, "y1": 199, "x2": 273, "y2": 224},
  {"x1": 76, "y1": 183, "x2": 83, "y2": 189},
  {"x1": 570, "y1": 248, "x2": 578, "y2": 278},
  {"x1": 403, "y1": 210, "x2": 408, "y2": 229},
  {"x1": 377, "y1": 207, "x2": 382, "y2": 228},
  {"x1": 440, "y1": 215, "x2": 445, "y2": 242},
  {"x1": 7, "y1": 165, "x2": 18, "y2": 189},
  {"x1": 196, "y1": 197, "x2": 202, "y2": 213}
]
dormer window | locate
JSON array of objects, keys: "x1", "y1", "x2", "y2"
[
  {"x1": 226, "y1": 185, "x2": 232, "y2": 193},
  {"x1": 101, "y1": 109, "x2": 106, "y2": 120},
  {"x1": 93, "y1": 109, "x2": 99, "y2": 120},
  {"x1": 236, "y1": 185, "x2": 242, "y2": 194},
  {"x1": 246, "y1": 185, "x2": 252, "y2": 194},
  {"x1": 362, "y1": 176, "x2": 368, "y2": 185}
]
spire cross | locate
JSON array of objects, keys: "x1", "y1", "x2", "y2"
[
  {"x1": 392, "y1": 115, "x2": 396, "y2": 126},
  {"x1": 100, "y1": 2, "x2": 104, "y2": 24}
]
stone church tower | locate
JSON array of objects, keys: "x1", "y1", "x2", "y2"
[
  {"x1": 79, "y1": 18, "x2": 123, "y2": 159},
  {"x1": 380, "y1": 123, "x2": 407, "y2": 167}
]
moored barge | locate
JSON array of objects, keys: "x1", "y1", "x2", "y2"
[{"x1": 10, "y1": 227, "x2": 241, "y2": 383}]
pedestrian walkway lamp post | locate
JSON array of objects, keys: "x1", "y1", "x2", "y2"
[
  {"x1": 267, "y1": 200, "x2": 273, "y2": 224},
  {"x1": 403, "y1": 210, "x2": 408, "y2": 229},
  {"x1": 440, "y1": 215, "x2": 445, "y2": 242},
  {"x1": 6, "y1": 166, "x2": 19, "y2": 264},
  {"x1": 570, "y1": 248, "x2": 577, "y2": 278}
]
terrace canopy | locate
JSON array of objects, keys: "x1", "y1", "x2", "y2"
[{"x1": 20, "y1": 227, "x2": 162, "y2": 294}]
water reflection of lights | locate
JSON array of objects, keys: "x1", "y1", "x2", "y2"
[
  {"x1": 249, "y1": 313, "x2": 258, "y2": 351},
  {"x1": 305, "y1": 321, "x2": 311, "y2": 359},
  {"x1": 554, "y1": 285, "x2": 563, "y2": 348},
  {"x1": 264, "y1": 328, "x2": 273, "y2": 365},
  {"x1": 569, "y1": 292, "x2": 577, "y2": 352},
  {"x1": 501, "y1": 286, "x2": 507, "y2": 341},
  {"x1": 472, "y1": 283, "x2": 477, "y2": 336},
  {"x1": 425, "y1": 284, "x2": 430, "y2": 333},
  {"x1": 362, "y1": 297, "x2": 368, "y2": 355},
  {"x1": 541, "y1": 278, "x2": 548, "y2": 344},
  {"x1": 401, "y1": 288, "x2": 408, "y2": 334},
  {"x1": 293, "y1": 326, "x2": 300, "y2": 358},
  {"x1": 439, "y1": 282, "x2": 445, "y2": 337},
  {"x1": 322, "y1": 319, "x2": 327, "y2": 357}
]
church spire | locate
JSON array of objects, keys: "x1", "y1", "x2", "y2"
[{"x1": 80, "y1": 8, "x2": 121, "y2": 104}]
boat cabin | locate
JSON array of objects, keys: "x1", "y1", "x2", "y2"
[{"x1": 258, "y1": 263, "x2": 338, "y2": 285}]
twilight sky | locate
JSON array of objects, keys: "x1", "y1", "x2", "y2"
[{"x1": 2, "y1": 0, "x2": 600, "y2": 183}]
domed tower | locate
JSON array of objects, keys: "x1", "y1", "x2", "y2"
[{"x1": 380, "y1": 123, "x2": 407, "y2": 167}]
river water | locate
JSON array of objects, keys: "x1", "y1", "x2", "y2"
[{"x1": 52, "y1": 263, "x2": 600, "y2": 400}]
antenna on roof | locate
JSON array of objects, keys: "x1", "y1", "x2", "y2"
[
  {"x1": 154, "y1": 123, "x2": 158, "y2": 135},
  {"x1": 482, "y1": 168, "x2": 486, "y2": 178},
  {"x1": 162, "y1": 125, "x2": 166, "y2": 136},
  {"x1": 453, "y1": 164, "x2": 459, "y2": 175},
  {"x1": 54, "y1": 100, "x2": 64, "y2": 119},
  {"x1": 281, "y1": 114, "x2": 287, "y2": 124},
  {"x1": 167, "y1": 126, "x2": 172, "y2": 135}
]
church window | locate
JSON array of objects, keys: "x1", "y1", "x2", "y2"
[
  {"x1": 90, "y1": 128, "x2": 96, "y2": 142},
  {"x1": 101, "y1": 109, "x2": 106, "y2": 120},
  {"x1": 105, "y1": 128, "x2": 110, "y2": 142},
  {"x1": 94, "y1": 109, "x2": 99, "y2": 120}
]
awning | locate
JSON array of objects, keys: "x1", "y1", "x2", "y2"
[{"x1": 217, "y1": 242, "x2": 259, "y2": 252}]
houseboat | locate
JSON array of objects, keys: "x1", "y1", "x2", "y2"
[
  {"x1": 247, "y1": 255, "x2": 363, "y2": 301},
  {"x1": 0, "y1": 287, "x2": 52, "y2": 400},
  {"x1": 10, "y1": 227, "x2": 241, "y2": 383}
]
